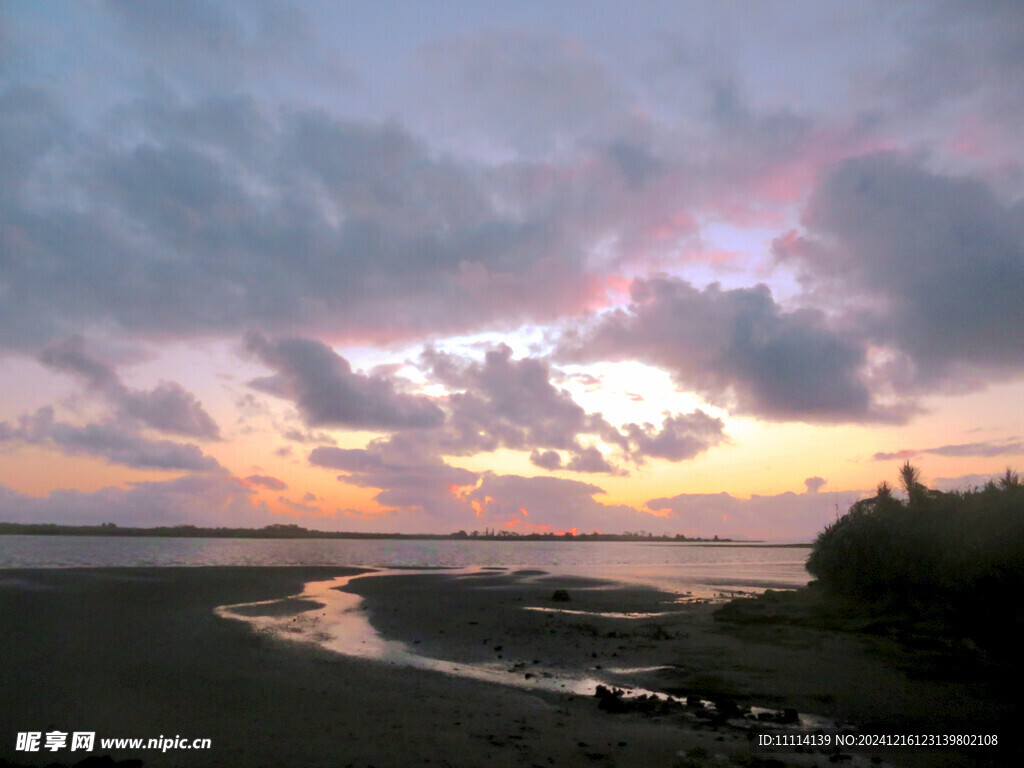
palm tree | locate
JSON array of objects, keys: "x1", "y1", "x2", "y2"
[
  {"x1": 998, "y1": 467, "x2": 1021, "y2": 490},
  {"x1": 899, "y1": 461, "x2": 925, "y2": 505}
]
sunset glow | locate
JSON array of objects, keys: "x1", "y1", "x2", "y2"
[{"x1": 1, "y1": 2, "x2": 1023, "y2": 540}]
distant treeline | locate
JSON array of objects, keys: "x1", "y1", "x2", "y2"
[
  {"x1": 807, "y1": 463, "x2": 1024, "y2": 645},
  {"x1": 0, "y1": 521, "x2": 732, "y2": 543}
]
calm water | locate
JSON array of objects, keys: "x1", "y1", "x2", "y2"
[{"x1": 0, "y1": 535, "x2": 811, "y2": 596}]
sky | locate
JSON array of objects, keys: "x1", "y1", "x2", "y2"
[{"x1": 1, "y1": 1, "x2": 1023, "y2": 540}]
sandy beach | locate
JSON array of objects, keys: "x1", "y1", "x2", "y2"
[{"x1": 0, "y1": 567, "x2": 1014, "y2": 768}]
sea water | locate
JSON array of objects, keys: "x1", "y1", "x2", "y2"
[{"x1": 0, "y1": 535, "x2": 810, "y2": 596}]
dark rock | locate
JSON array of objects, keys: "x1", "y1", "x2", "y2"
[
  {"x1": 714, "y1": 698, "x2": 740, "y2": 718},
  {"x1": 778, "y1": 707, "x2": 799, "y2": 724},
  {"x1": 551, "y1": 589, "x2": 571, "y2": 602},
  {"x1": 594, "y1": 685, "x2": 630, "y2": 714}
]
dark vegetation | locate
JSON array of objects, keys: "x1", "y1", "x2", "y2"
[
  {"x1": 713, "y1": 465, "x2": 1024, "y2": 766},
  {"x1": 806, "y1": 463, "x2": 1024, "y2": 652},
  {"x1": 719, "y1": 464, "x2": 1024, "y2": 666},
  {"x1": 0, "y1": 521, "x2": 731, "y2": 543}
]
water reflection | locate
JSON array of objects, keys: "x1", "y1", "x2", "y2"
[{"x1": 217, "y1": 568, "x2": 833, "y2": 730}]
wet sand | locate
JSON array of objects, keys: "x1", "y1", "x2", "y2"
[{"x1": 0, "y1": 567, "x2": 1014, "y2": 767}]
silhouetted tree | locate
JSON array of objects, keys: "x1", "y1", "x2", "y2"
[
  {"x1": 899, "y1": 461, "x2": 926, "y2": 505},
  {"x1": 999, "y1": 467, "x2": 1021, "y2": 490}
]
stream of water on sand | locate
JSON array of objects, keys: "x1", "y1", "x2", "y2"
[{"x1": 216, "y1": 568, "x2": 835, "y2": 731}]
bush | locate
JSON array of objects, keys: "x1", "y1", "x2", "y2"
[{"x1": 806, "y1": 466, "x2": 1024, "y2": 637}]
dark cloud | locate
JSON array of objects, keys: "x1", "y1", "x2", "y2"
[
  {"x1": 38, "y1": 337, "x2": 220, "y2": 440},
  {"x1": 117, "y1": 382, "x2": 221, "y2": 440},
  {"x1": 415, "y1": 31, "x2": 628, "y2": 155},
  {"x1": 875, "y1": 2, "x2": 1024, "y2": 118},
  {"x1": 624, "y1": 411, "x2": 726, "y2": 462},
  {"x1": 0, "y1": 90, "x2": 608, "y2": 348},
  {"x1": 0, "y1": 49, "x2": 846, "y2": 353},
  {"x1": 423, "y1": 344, "x2": 614, "y2": 454},
  {"x1": 2, "y1": 337, "x2": 221, "y2": 471},
  {"x1": 566, "y1": 446, "x2": 621, "y2": 475},
  {"x1": 103, "y1": 0, "x2": 314, "y2": 87},
  {"x1": 781, "y1": 153, "x2": 1024, "y2": 392},
  {"x1": 559, "y1": 276, "x2": 895, "y2": 423},
  {"x1": 529, "y1": 449, "x2": 563, "y2": 470},
  {"x1": 37, "y1": 336, "x2": 121, "y2": 390},
  {"x1": 0, "y1": 87, "x2": 68, "y2": 196},
  {"x1": 308, "y1": 447, "x2": 385, "y2": 473},
  {"x1": 246, "y1": 333, "x2": 444, "y2": 430},
  {"x1": 0, "y1": 407, "x2": 220, "y2": 472}
]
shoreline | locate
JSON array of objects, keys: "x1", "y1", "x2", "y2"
[{"x1": 1, "y1": 566, "x2": 1013, "y2": 768}]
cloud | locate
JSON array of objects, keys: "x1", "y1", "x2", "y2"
[
  {"x1": 103, "y1": 0, "x2": 316, "y2": 88},
  {"x1": 244, "y1": 474, "x2": 289, "y2": 490},
  {"x1": 0, "y1": 406, "x2": 221, "y2": 472},
  {"x1": 0, "y1": 471, "x2": 267, "y2": 527},
  {"x1": 558, "y1": 276, "x2": 897, "y2": 423},
  {"x1": 623, "y1": 411, "x2": 727, "y2": 462},
  {"x1": 423, "y1": 344, "x2": 616, "y2": 454},
  {"x1": 566, "y1": 446, "x2": 621, "y2": 475},
  {"x1": 0, "y1": 89, "x2": 614, "y2": 348},
  {"x1": 647, "y1": 488, "x2": 862, "y2": 541},
  {"x1": 930, "y1": 471, "x2": 1020, "y2": 493},
  {"x1": 0, "y1": 46, "x2": 859, "y2": 353},
  {"x1": 2, "y1": 337, "x2": 222, "y2": 472},
  {"x1": 872, "y1": 449, "x2": 919, "y2": 462},
  {"x1": 804, "y1": 476, "x2": 827, "y2": 493},
  {"x1": 310, "y1": 437, "x2": 478, "y2": 519},
  {"x1": 465, "y1": 473, "x2": 657, "y2": 533},
  {"x1": 529, "y1": 449, "x2": 563, "y2": 471},
  {"x1": 281, "y1": 428, "x2": 337, "y2": 445},
  {"x1": 277, "y1": 494, "x2": 324, "y2": 516},
  {"x1": 415, "y1": 31, "x2": 628, "y2": 155},
  {"x1": 38, "y1": 337, "x2": 220, "y2": 439},
  {"x1": 245, "y1": 333, "x2": 445, "y2": 430},
  {"x1": 300, "y1": 411, "x2": 851, "y2": 537},
  {"x1": 926, "y1": 440, "x2": 1024, "y2": 458},
  {"x1": 873, "y1": 2, "x2": 1024, "y2": 121},
  {"x1": 308, "y1": 436, "x2": 665, "y2": 532},
  {"x1": 873, "y1": 439, "x2": 1024, "y2": 461},
  {"x1": 780, "y1": 152, "x2": 1024, "y2": 392},
  {"x1": 421, "y1": 345, "x2": 725, "y2": 471}
]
